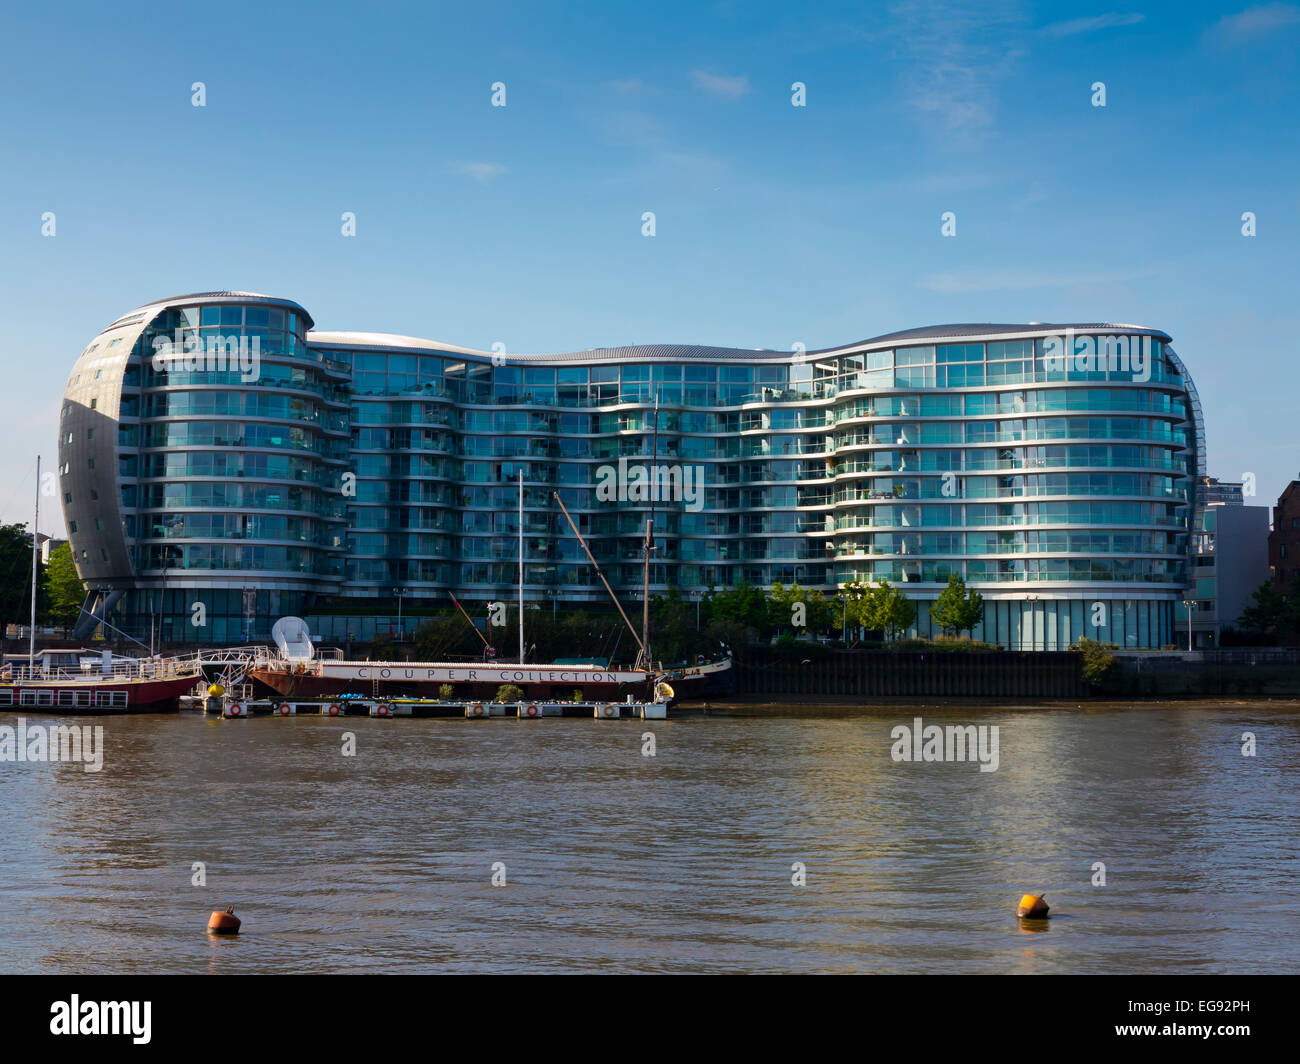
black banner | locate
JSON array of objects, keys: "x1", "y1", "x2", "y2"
[{"x1": 0, "y1": 974, "x2": 1285, "y2": 1052}]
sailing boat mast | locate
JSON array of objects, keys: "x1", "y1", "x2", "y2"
[
  {"x1": 553, "y1": 492, "x2": 645, "y2": 665},
  {"x1": 29, "y1": 455, "x2": 40, "y2": 673},
  {"x1": 517, "y1": 469, "x2": 525, "y2": 665},
  {"x1": 637, "y1": 392, "x2": 660, "y2": 672},
  {"x1": 448, "y1": 590, "x2": 492, "y2": 652}
]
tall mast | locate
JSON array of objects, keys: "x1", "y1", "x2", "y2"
[
  {"x1": 639, "y1": 519, "x2": 650, "y2": 670},
  {"x1": 29, "y1": 455, "x2": 39, "y2": 673},
  {"x1": 518, "y1": 469, "x2": 525, "y2": 664},
  {"x1": 448, "y1": 591, "x2": 491, "y2": 651},
  {"x1": 553, "y1": 491, "x2": 645, "y2": 664},
  {"x1": 638, "y1": 393, "x2": 660, "y2": 671}
]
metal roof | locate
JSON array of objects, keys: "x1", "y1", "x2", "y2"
[
  {"x1": 306, "y1": 322, "x2": 1174, "y2": 365},
  {"x1": 109, "y1": 291, "x2": 315, "y2": 331},
  {"x1": 97, "y1": 290, "x2": 1173, "y2": 359},
  {"x1": 858, "y1": 322, "x2": 1171, "y2": 345}
]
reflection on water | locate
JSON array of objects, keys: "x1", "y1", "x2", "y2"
[{"x1": 1, "y1": 705, "x2": 1296, "y2": 973}]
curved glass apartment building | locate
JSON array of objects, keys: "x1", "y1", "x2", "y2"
[{"x1": 60, "y1": 292, "x2": 1204, "y2": 648}]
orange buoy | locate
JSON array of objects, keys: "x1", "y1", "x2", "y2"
[
  {"x1": 1016, "y1": 893, "x2": 1050, "y2": 918},
  {"x1": 207, "y1": 907, "x2": 242, "y2": 935}
]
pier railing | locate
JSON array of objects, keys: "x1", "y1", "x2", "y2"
[{"x1": 4, "y1": 652, "x2": 206, "y2": 684}]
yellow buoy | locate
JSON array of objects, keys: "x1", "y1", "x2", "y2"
[
  {"x1": 1016, "y1": 893, "x2": 1050, "y2": 918},
  {"x1": 207, "y1": 683, "x2": 225, "y2": 697}
]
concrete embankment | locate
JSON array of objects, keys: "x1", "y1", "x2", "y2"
[
  {"x1": 679, "y1": 696, "x2": 1300, "y2": 716},
  {"x1": 726, "y1": 649, "x2": 1300, "y2": 700}
]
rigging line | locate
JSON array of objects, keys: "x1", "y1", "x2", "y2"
[
  {"x1": 553, "y1": 492, "x2": 643, "y2": 656},
  {"x1": 0, "y1": 462, "x2": 36, "y2": 528}
]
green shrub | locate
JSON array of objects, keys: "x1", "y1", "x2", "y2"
[
  {"x1": 438, "y1": 684, "x2": 454, "y2": 699},
  {"x1": 893, "y1": 637, "x2": 1001, "y2": 653},
  {"x1": 771, "y1": 635, "x2": 830, "y2": 658},
  {"x1": 1071, "y1": 637, "x2": 1118, "y2": 688},
  {"x1": 494, "y1": 683, "x2": 524, "y2": 702},
  {"x1": 572, "y1": 689, "x2": 584, "y2": 702}
]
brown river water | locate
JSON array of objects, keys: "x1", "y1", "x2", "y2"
[{"x1": 0, "y1": 704, "x2": 1296, "y2": 973}]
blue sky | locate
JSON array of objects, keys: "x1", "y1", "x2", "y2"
[{"x1": 1, "y1": 0, "x2": 1296, "y2": 534}]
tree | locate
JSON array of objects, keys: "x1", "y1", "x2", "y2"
[
  {"x1": 1071, "y1": 637, "x2": 1118, "y2": 689},
  {"x1": 0, "y1": 523, "x2": 44, "y2": 640},
  {"x1": 649, "y1": 586, "x2": 705, "y2": 663},
  {"x1": 702, "y1": 617, "x2": 753, "y2": 661},
  {"x1": 769, "y1": 582, "x2": 832, "y2": 637},
  {"x1": 517, "y1": 607, "x2": 623, "y2": 663},
  {"x1": 836, "y1": 580, "x2": 870, "y2": 640},
  {"x1": 45, "y1": 542, "x2": 84, "y2": 627},
  {"x1": 707, "y1": 580, "x2": 772, "y2": 635},
  {"x1": 929, "y1": 573, "x2": 984, "y2": 638},
  {"x1": 864, "y1": 581, "x2": 916, "y2": 642},
  {"x1": 1237, "y1": 580, "x2": 1299, "y2": 643},
  {"x1": 413, "y1": 611, "x2": 474, "y2": 660},
  {"x1": 702, "y1": 581, "x2": 773, "y2": 654}
]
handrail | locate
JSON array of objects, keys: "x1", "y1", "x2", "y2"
[
  {"x1": 0, "y1": 647, "x2": 300, "y2": 685},
  {"x1": 4, "y1": 655, "x2": 205, "y2": 683}
]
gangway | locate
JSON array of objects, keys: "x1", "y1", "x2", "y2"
[{"x1": 195, "y1": 646, "x2": 273, "y2": 696}]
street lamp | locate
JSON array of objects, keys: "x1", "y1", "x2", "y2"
[
  {"x1": 1182, "y1": 598, "x2": 1197, "y2": 652},
  {"x1": 153, "y1": 549, "x2": 173, "y2": 656},
  {"x1": 159, "y1": 551, "x2": 168, "y2": 651},
  {"x1": 393, "y1": 587, "x2": 405, "y2": 640}
]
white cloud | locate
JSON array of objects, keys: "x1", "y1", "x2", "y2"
[
  {"x1": 607, "y1": 78, "x2": 651, "y2": 94},
  {"x1": 889, "y1": 0, "x2": 1027, "y2": 139},
  {"x1": 1209, "y1": 3, "x2": 1300, "y2": 42},
  {"x1": 597, "y1": 110, "x2": 666, "y2": 149},
  {"x1": 1041, "y1": 12, "x2": 1146, "y2": 38},
  {"x1": 688, "y1": 70, "x2": 751, "y2": 99},
  {"x1": 453, "y1": 161, "x2": 506, "y2": 183},
  {"x1": 591, "y1": 110, "x2": 729, "y2": 183},
  {"x1": 920, "y1": 266, "x2": 1155, "y2": 294}
]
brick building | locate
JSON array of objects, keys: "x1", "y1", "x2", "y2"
[{"x1": 1269, "y1": 480, "x2": 1300, "y2": 587}]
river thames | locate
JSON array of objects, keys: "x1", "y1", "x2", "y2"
[{"x1": 1, "y1": 704, "x2": 1295, "y2": 974}]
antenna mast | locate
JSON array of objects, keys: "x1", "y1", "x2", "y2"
[
  {"x1": 518, "y1": 469, "x2": 525, "y2": 664},
  {"x1": 29, "y1": 455, "x2": 40, "y2": 673},
  {"x1": 637, "y1": 392, "x2": 660, "y2": 671}
]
